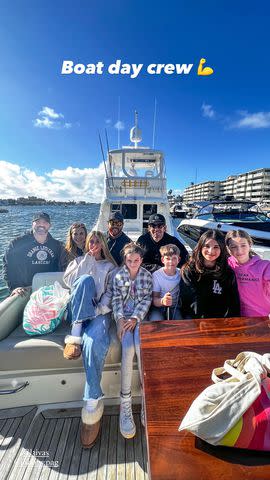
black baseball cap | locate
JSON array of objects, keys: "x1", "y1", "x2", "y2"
[
  {"x1": 148, "y1": 213, "x2": 166, "y2": 226},
  {"x1": 32, "y1": 212, "x2": 51, "y2": 223},
  {"x1": 109, "y1": 211, "x2": 124, "y2": 222}
]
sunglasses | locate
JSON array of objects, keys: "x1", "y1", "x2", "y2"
[
  {"x1": 149, "y1": 224, "x2": 165, "y2": 229},
  {"x1": 89, "y1": 239, "x2": 100, "y2": 246},
  {"x1": 109, "y1": 221, "x2": 123, "y2": 227}
]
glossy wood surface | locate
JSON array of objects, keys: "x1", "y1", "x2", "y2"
[{"x1": 140, "y1": 317, "x2": 270, "y2": 480}]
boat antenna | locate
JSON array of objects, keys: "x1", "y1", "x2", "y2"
[
  {"x1": 105, "y1": 128, "x2": 114, "y2": 183},
  {"x1": 117, "y1": 96, "x2": 121, "y2": 149},
  {"x1": 98, "y1": 131, "x2": 109, "y2": 179},
  {"x1": 152, "y1": 98, "x2": 157, "y2": 148}
]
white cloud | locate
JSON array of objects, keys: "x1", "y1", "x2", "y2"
[
  {"x1": 232, "y1": 111, "x2": 270, "y2": 129},
  {"x1": 201, "y1": 103, "x2": 215, "y2": 119},
  {"x1": 0, "y1": 161, "x2": 105, "y2": 202},
  {"x1": 114, "y1": 120, "x2": 125, "y2": 130},
  {"x1": 33, "y1": 106, "x2": 72, "y2": 129},
  {"x1": 39, "y1": 106, "x2": 63, "y2": 119}
]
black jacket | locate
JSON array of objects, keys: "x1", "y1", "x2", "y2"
[
  {"x1": 3, "y1": 232, "x2": 65, "y2": 290},
  {"x1": 137, "y1": 231, "x2": 189, "y2": 273},
  {"x1": 180, "y1": 264, "x2": 240, "y2": 319},
  {"x1": 106, "y1": 231, "x2": 131, "y2": 266}
]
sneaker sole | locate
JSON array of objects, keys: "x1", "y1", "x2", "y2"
[{"x1": 120, "y1": 428, "x2": 136, "y2": 439}]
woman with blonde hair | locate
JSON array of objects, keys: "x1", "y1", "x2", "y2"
[
  {"x1": 62, "y1": 222, "x2": 87, "y2": 268},
  {"x1": 63, "y1": 230, "x2": 117, "y2": 449}
]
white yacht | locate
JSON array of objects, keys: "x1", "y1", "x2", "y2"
[{"x1": 95, "y1": 112, "x2": 176, "y2": 239}]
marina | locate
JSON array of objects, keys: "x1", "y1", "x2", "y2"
[{"x1": 1, "y1": 116, "x2": 270, "y2": 479}]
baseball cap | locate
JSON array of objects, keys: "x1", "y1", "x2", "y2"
[
  {"x1": 32, "y1": 212, "x2": 51, "y2": 223},
  {"x1": 148, "y1": 213, "x2": 166, "y2": 226},
  {"x1": 109, "y1": 211, "x2": 124, "y2": 222}
]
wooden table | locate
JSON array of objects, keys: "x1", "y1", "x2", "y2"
[{"x1": 140, "y1": 317, "x2": 270, "y2": 480}]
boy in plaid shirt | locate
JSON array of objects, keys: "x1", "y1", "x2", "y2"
[{"x1": 112, "y1": 243, "x2": 152, "y2": 439}]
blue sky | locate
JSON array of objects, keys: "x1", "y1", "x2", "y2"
[{"x1": 1, "y1": 1, "x2": 270, "y2": 200}]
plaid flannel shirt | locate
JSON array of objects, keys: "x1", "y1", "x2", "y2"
[{"x1": 112, "y1": 265, "x2": 153, "y2": 323}]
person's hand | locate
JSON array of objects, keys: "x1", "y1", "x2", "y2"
[
  {"x1": 161, "y1": 292, "x2": 172, "y2": 307},
  {"x1": 117, "y1": 318, "x2": 137, "y2": 340},
  {"x1": 123, "y1": 318, "x2": 137, "y2": 333},
  {"x1": 11, "y1": 287, "x2": 28, "y2": 297},
  {"x1": 117, "y1": 318, "x2": 126, "y2": 340},
  {"x1": 88, "y1": 244, "x2": 101, "y2": 258}
]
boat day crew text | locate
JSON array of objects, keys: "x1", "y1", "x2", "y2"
[{"x1": 61, "y1": 60, "x2": 194, "y2": 78}]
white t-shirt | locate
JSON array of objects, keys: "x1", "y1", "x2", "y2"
[{"x1": 152, "y1": 268, "x2": 181, "y2": 306}]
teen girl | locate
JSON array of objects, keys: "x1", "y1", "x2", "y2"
[
  {"x1": 225, "y1": 229, "x2": 270, "y2": 317},
  {"x1": 112, "y1": 243, "x2": 152, "y2": 439},
  {"x1": 180, "y1": 229, "x2": 240, "y2": 318},
  {"x1": 63, "y1": 230, "x2": 117, "y2": 448}
]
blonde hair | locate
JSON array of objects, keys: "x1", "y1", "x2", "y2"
[
  {"x1": 225, "y1": 229, "x2": 255, "y2": 258},
  {"x1": 65, "y1": 222, "x2": 87, "y2": 256},
  {"x1": 85, "y1": 230, "x2": 117, "y2": 266},
  {"x1": 160, "y1": 244, "x2": 180, "y2": 257},
  {"x1": 121, "y1": 242, "x2": 145, "y2": 262}
]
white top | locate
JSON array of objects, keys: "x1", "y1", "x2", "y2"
[{"x1": 152, "y1": 268, "x2": 181, "y2": 306}]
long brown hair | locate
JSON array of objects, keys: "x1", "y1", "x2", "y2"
[
  {"x1": 65, "y1": 222, "x2": 87, "y2": 257},
  {"x1": 182, "y1": 229, "x2": 227, "y2": 279},
  {"x1": 85, "y1": 230, "x2": 117, "y2": 266}
]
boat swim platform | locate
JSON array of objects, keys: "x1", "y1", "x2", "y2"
[{"x1": 0, "y1": 404, "x2": 148, "y2": 479}]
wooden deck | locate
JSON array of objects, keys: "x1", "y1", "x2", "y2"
[{"x1": 0, "y1": 404, "x2": 149, "y2": 479}]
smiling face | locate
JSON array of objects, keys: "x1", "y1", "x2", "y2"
[
  {"x1": 32, "y1": 219, "x2": 51, "y2": 236},
  {"x1": 148, "y1": 223, "x2": 166, "y2": 242},
  {"x1": 71, "y1": 226, "x2": 86, "y2": 250},
  {"x1": 88, "y1": 235, "x2": 103, "y2": 259},
  {"x1": 227, "y1": 237, "x2": 250, "y2": 264},
  {"x1": 161, "y1": 254, "x2": 180, "y2": 273},
  {"x1": 108, "y1": 220, "x2": 123, "y2": 237},
  {"x1": 125, "y1": 252, "x2": 143, "y2": 276},
  {"x1": 201, "y1": 239, "x2": 221, "y2": 267}
]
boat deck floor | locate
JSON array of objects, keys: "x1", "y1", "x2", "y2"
[{"x1": 0, "y1": 405, "x2": 149, "y2": 479}]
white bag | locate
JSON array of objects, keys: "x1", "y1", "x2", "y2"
[{"x1": 179, "y1": 351, "x2": 270, "y2": 446}]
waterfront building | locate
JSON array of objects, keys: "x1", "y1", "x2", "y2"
[{"x1": 182, "y1": 168, "x2": 270, "y2": 205}]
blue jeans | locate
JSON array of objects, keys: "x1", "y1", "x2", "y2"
[
  {"x1": 121, "y1": 323, "x2": 141, "y2": 395},
  {"x1": 69, "y1": 274, "x2": 111, "y2": 400},
  {"x1": 69, "y1": 274, "x2": 96, "y2": 324}
]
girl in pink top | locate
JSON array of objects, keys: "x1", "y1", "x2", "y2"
[{"x1": 225, "y1": 229, "x2": 270, "y2": 317}]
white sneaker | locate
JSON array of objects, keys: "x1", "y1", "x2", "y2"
[{"x1": 120, "y1": 396, "x2": 136, "y2": 439}]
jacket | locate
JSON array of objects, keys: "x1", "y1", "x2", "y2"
[
  {"x1": 112, "y1": 265, "x2": 153, "y2": 322},
  {"x1": 106, "y1": 231, "x2": 131, "y2": 266},
  {"x1": 180, "y1": 263, "x2": 240, "y2": 319},
  {"x1": 137, "y1": 231, "x2": 189, "y2": 273},
  {"x1": 3, "y1": 232, "x2": 65, "y2": 290},
  {"x1": 63, "y1": 254, "x2": 116, "y2": 315}
]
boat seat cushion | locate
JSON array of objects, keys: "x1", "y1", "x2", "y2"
[{"x1": 0, "y1": 320, "x2": 122, "y2": 371}]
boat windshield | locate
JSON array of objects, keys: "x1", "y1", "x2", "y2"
[{"x1": 196, "y1": 202, "x2": 270, "y2": 223}]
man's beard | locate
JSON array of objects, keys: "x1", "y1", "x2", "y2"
[
  {"x1": 34, "y1": 226, "x2": 48, "y2": 235},
  {"x1": 109, "y1": 227, "x2": 121, "y2": 237}
]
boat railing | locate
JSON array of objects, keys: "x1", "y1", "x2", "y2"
[{"x1": 105, "y1": 177, "x2": 167, "y2": 197}]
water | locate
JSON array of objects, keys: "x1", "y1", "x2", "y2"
[
  {"x1": 0, "y1": 204, "x2": 181, "y2": 299},
  {"x1": 0, "y1": 204, "x2": 100, "y2": 297}
]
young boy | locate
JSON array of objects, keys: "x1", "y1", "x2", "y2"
[{"x1": 149, "y1": 244, "x2": 182, "y2": 320}]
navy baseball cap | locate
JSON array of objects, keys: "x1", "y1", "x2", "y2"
[
  {"x1": 109, "y1": 211, "x2": 124, "y2": 222},
  {"x1": 148, "y1": 213, "x2": 166, "y2": 225},
  {"x1": 32, "y1": 212, "x2": 51, "y2": 223}
]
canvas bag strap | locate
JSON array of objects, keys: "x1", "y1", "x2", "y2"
[{"x1": 212, "y1": 351, "x2": 270, "y2": 384}]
